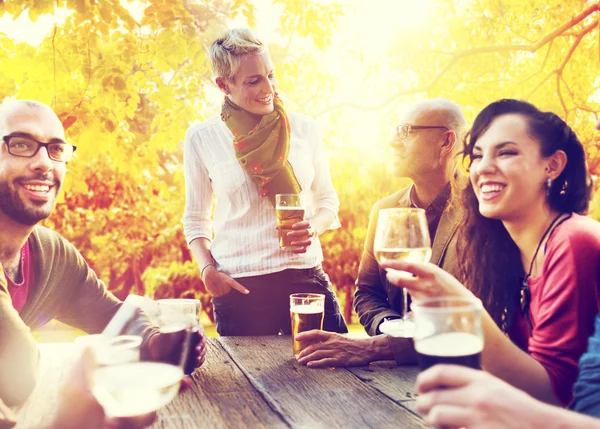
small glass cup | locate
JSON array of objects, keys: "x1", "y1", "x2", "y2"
[
  {"x1": 89, "y1": 333, "x2": 183, "y2": 418},
  {"x1": 412, "y1": 297, "x2": 484, "y2": 372},
  {"x1": 276, "y1": 193, "x2": 306, "y2": 250},
  {"x1": 290, "y1": 293, "x2": 325, "y2": 357},
  {"x1": 157, "y1": 299, "x2": 201, "y2": 375},
  {"x1": 412, "y1": 297, "x2": 483, "y2": 429}
]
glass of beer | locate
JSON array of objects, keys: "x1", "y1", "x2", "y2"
[
  {"x1": 373, "y1": 208, "x2": 431, "y2": 337},
  {"x1": 276, "y1": 193, "x2": 306, "y2": 250},
  {"x1": 412, "y1": 297, "x2": 484, "y2": 371},
  {"x1": 290, "y1": 293, "x2": 325, "y2": 357},
  {"x1": 157, "y1": 298, "x2": 202, "y2": 376},
  {"x1": 88, "y1": 334, "x2": 184, "y2": 418}
]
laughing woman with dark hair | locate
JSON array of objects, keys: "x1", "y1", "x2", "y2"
[{"x1": 382, "y1": 99, "x2": 600, "y2": 406}]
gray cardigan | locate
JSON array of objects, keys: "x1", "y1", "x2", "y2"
[{"x1": 0, "y1": 226, "x2": 156, "y2": 406}]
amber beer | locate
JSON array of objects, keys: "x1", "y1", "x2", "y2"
[
  {"x1": 275, "y1": 194, "x2": 305, "y2": 250},
  {"x1": 290, "y1": 293, "x2": 325, "y2": 357},
  {"x1": 276, "y1": 207, "x2": 305, "y2": 249},
  {"x1": 415, "y1": 332, "x2": 483, "y2": 371}
]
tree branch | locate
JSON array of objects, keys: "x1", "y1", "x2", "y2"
[
  {"x1": 524, "y1": 69, "x2": 555, "y2": 99},
  {"x1": 52, "y1": 25, "x2": 57, "y2": 107},
  {"x1": 556, "y1": 19, "x2": 598, "y2": 118},
  {"x1": 315, "y1": 4, "x2": 599, "y2": 117}
]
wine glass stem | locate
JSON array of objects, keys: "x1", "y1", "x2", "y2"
[{"x1": 402, "y1": 287, "x2": 409, "y2": 321}]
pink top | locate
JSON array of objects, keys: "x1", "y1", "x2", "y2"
[
  {"x1": 508, "y1": 214, "x2": 600, "y2": 406},
  {"x1": 6, "y1": 241, "x2": 32, "y2": 313}
]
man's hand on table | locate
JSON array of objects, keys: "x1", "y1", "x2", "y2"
[{"x1": 295, "y1": 330, "x2": 392, "y2": 367}]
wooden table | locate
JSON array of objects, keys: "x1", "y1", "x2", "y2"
[{"x1": 16, "y1": 336, "x2": 425, "y2": 429}]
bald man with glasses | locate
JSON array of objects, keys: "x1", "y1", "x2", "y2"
[
  {"x1": 296, "y1": 99, "x2": 466, "y2": 368},
  {"x1": 0, "y1": 100, "x2": 206, "y2": 414}
]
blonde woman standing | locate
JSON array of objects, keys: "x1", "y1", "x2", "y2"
[{"x1": 183, "y1": 28, "x2": 347, "y2": 336}]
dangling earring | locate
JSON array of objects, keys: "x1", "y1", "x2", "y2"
[
  {"x1": 221, "y1": 96, "x2": 231, "y2": 122},
  {"x1": 546, "y1": 177, "x2": 552, "y2": 197},
  {"x1": 559, "y1": 180, "x2": 568, "y2": 196}
]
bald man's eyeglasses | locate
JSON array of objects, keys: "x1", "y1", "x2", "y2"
[
  {"x1": 396, "y1": 124, "x2": 449, "y2": 140},
  {"x1": 2, "y1": 133, "x2": 76, "y2": 162}
]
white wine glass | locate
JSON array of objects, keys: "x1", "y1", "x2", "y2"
[{"x1": 373, "y1": 208, "x2": 431, "y2": 338}]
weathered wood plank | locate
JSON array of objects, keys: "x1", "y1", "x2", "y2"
[
  {"x1": 151, "y1": 338, "x2": 287, "y2": 429},
  {"x1": 16, "y1": 340, "x2": 287, "y2": 429},
  {"x1": 219, "y1": 336, "x2": 427, "y2": 429},
  {"x1": 347, "y1": 362, "x2": 421, "y2": 414}
]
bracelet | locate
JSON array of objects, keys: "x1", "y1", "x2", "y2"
[{"x1": 200, "y1": 262, "x2": 215, "y2": 280}]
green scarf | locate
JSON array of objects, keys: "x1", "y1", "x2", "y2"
[{"x1": 221, "y1": 94, "x2": 302, "y2": 206}]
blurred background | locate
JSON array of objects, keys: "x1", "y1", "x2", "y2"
[{"x1": 0, "y1": 0, "x2": 598, "y2": 339}]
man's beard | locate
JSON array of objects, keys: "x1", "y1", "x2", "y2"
[{"x1": 0, "y1": 178, "x2": 58, "y2": 226}]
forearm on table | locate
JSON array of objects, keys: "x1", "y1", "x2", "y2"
[
  {"x1": 0, "y1": 293, "x2": 39, "y2": 407},
  {"x1": 367, "y1": 335, "x2": 395, "y2": 361},
  {"x1": 536, "y1": 401, "x2": 600, "y2": 429},
  {"x1": 481, "y1": 312, "x2": 559, "y2": 405}
]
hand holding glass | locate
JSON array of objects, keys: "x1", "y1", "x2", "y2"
[
  {"x1": 276, "y1": 193, "x2": 306, "y2": 250},
  {"x1": 157, "y1": 298, "x2": 202, "y2": 376},
  {"x1": 374, "y1": 208, "x2": 431, "y2": 337},
  {"x1": 87, "y1": 335, "x2": 183, "y2": 418},
  {"x1": 290, "y1": 293, "x2": 325, "y2": 357},
  {"x1": 412, "y1": 297, "x2": 484, "y2": 429}
]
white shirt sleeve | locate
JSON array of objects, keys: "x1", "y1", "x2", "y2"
[{"x1": 182, "y1": 125, "x2": 214, "y2": 244}]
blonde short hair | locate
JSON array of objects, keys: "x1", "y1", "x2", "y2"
[{"x1": 209, "y1": 28, "x2": 265, "y2": 81}]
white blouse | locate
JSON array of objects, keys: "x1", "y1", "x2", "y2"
[{"x1": 182, "y1": 112, "x2": 340, "y2": 278}]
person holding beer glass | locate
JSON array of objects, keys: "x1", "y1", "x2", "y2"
[
  {"x1": 383, "y1": 99, "x2": 600, "y2": 406},
  {"x1": 182, "y1": 28, "x2": 347, "y2": 335},
  {"x1": 395, "y1": 116, "x2": 600, "y2": 429},
  {"x1": 414, "y1": 365, "x2": 600, "y2": 429}
]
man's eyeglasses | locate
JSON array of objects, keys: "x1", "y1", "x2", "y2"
[
  {"x1": 396, "y1": 124, "x2": 449, "y2": 140},
  {"x1": 2, "y1": 133, "x2": 77, "y2": 162}
]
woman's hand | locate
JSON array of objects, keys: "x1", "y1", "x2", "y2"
[
  {"x1": 380, "y1": 260, "x2": 472, "y2": 301},
  {"x1": 415, "y1": 365, "x2": 569, "y2": 429},
  {"x1": 202, "y1": 267, "x2": 249, "y2": 297},
  {"x1": 281, "y1": 220, "x2": 317, "y2": 254}
]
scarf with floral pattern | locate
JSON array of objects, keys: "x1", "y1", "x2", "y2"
[{"x1": 221, "y1": 94, "x2": 301, "y2": 207}]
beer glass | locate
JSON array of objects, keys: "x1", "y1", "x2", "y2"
[
  {"x1": 276, "y1": 193, "x2": 306, "y2": 250},
  {"x1": 290, "y1": 293, "x2": 325, "y2": 357},
  {"x1": 412, "y1": 297, "x2": 484, "y2": 371},
  {"x1": 374, "y1": 208, "x2": 431, "y2": 337},
  {"x1": 157, "y1": 298, "x2": 201, "y2": 375},
  {"x1": 88, "y1": 334, "x2": 184, "y2": 418}
]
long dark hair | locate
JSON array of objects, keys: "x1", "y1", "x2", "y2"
[{"x1": 457, "y1": 99, "x2": 592, "y2": 330}]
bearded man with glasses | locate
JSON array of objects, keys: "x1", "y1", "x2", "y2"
[
  {"x1": 0, "y1": 100, "x2": 206, "y2": 418},
  {"x1": 296, "y1": 98, "x2": 467, "y2": 368}
]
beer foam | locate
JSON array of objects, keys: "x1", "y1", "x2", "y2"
[
  {"x1": 276, "y1": 206, "x2": 304, "y2": 210},
  {"x1": 290, "y1": 304, "x2": 323, "y2": 314},
  {"x1": 415, "y1": 332, "x2": 483, "y2": 357}
]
